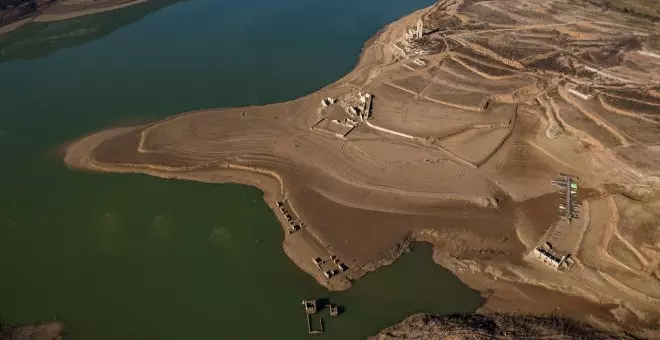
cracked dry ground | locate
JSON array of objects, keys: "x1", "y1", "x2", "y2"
[{"x1": 65, "y1": 0, "x2": 660, "y2": 336}]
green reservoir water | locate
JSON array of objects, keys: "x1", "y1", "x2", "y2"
[{"x1": 0, "y1": 0, "x2": 484, "y2": 339}]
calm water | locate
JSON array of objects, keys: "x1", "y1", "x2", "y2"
[{"x1": 0, "y1": 1, "x2": 484, "y2": 339}]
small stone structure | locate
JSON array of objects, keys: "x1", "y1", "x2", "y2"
[
  {"x1": 276, "y1": 201, "x2": 302, "y2": 233},
  {"x1": 302, "y1": 300, "x2": 318, "y2": 314},
  {"x1": 331, "y1": 118, "x2": 358, "y2": 128},
  {"x1": 321, "y1": 97, "x2": 336, "y2": 107},
  {"x1": 412, "y1": 58, "x2": 426, "y2": 67},
  {"x1": 329, "y1": 304, "x2": 339, "y2": 317},
  {"x1": 533, "y1": 243, "x2": 570, "y2": 270},
  {"x1": 568, "y1": 88, "x2": 593, "y2": 100},
  {"x1": 358, "y1": 92, "x2": 373, "y2": 120},
  {"x1": 302, "y1": 300, "x2": 323, "y2": 335},
  {"x1": 406, "y1": 19, "x2": 424, "y2": 39}
]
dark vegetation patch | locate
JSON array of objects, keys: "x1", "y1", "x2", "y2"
[
  {"x1": 571, "y1": 38, "x2": 641, "y2": 68},
  {"x1": 575, "y1": 0, "x2": 660, "y2": 21},
  {"x1": 462, "y1": 34, "x2": 490, "y2": 46},
  {"x1": 369, "y1": 313, "x2": 642, "y2": 339},
  {"x1": 452, "y1": 55, "x2": 518, "y2": 77},
  {"x1": 601, "y1": 88, "x2": 660, "y2": 105},
  {"x1": 0, "y1": 0, "x2": 53, "y2": 27},
  {"x1": 481, "y1": 43, "x2": 547, "y2": 63},
  {"x1": 424, "y1": 14, "x2": 470, "y2": 36},
  {"x1": 601, "y1": 94, "x2": 660, "y2": 116},
  {"x1": 414, "y1": 36, "x2": 446, "y2": 54},
  {"x1": 528, "y1": 54, "x2": 576, "y2": 74},
  {"x1": 449, "y1": 44, "x2": 521, "y2": 70},
  {"x1": 582, "y1": 48, "x2": 624, "y2": 68},
  {"x1": 449, "y1": 56, "x2": 518, "y2": 77}
]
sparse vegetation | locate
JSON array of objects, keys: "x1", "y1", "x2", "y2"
[
  {"x1": 0, "y1": 0, "x2": 52, "y2": 28},
  {"x1": 578, "y1": 0, "x2": 660, "y2": 20},
  {"x1": 369, "y1": 313, "x2": 640, "y2": 339}
]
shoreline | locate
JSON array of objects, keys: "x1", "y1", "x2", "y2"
[
  {"x1": 64, "y1": 125, "x2": 347, "y2": 289},
  {"x1": 0, "y1": 17, "x2": 35, "y2": 36},
  {"x1": 0, "y1": 0, "x2": 152, "y2": 36},
  {"x1": 62, "y1": 0, "x2": 660, "y2": 337},
  {"x1": 34, "y1": 0, "x2": 152, "y2": 23}
]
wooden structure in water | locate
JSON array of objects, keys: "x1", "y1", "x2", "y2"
[
  {"x1": 329, "y1": 304, "x2": 339, "y2": 317},
  {"x1": 302, "y1": 300, "x2": 317, "y2": 314},
  {"x1": 302, "y1": 299, "x2": 323, "y2": 334},
  {"x1": 306, "y1": 314, "x2": 324, "y2": 335},
  {"x1": 301, "y1": 299, "x2": 342, "y2": 334}
]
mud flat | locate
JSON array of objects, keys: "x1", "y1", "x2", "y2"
[{"x1": 65, "y1": 0, "x2": 660, "y2": 337}]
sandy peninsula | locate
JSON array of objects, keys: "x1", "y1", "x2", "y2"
[{"x1": 64, "y1": 0, "x2": 660, "y2": 337}]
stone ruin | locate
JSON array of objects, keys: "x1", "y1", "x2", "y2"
[
  {"x1": 407, "y1": 18, "x2": 424, "y2": 39},
  {"x1": 321, "y1": 97, "x2": 336, "y2": 107},
  {"x1": 393, "y1": 18, "x2": 428, "y2": 59}
]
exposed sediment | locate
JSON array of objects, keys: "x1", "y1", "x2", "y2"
[
  {"x1": 0, "y1": 321, "x2": 65, "y2": 340},
  {"x1": 64, "y1": 0, "x2": 660, "y2": 337}
]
